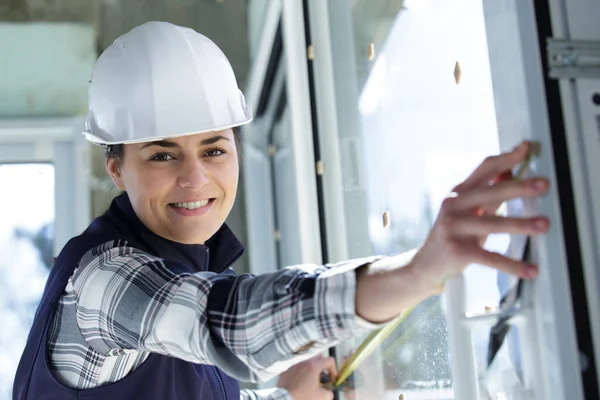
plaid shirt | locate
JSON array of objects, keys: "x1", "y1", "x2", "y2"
[{"x1": 47, "y1": 241, "x2": 383, "y2": 399}]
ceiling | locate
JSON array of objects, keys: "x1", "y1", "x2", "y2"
[{"x1": 0, "y1": 0, "x2": 251, "y2": 89}]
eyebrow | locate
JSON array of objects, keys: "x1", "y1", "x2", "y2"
[{"x1": 140, "y1": 135, "x2": 230, "y2": 150}]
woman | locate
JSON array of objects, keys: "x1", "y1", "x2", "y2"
[{"x1": 13, "y1": 21, "x2": 549, "y2": 400}]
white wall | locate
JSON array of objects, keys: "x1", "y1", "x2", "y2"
[{"x1": 0, "y1": 22, "x2": 96, "y2": 117}]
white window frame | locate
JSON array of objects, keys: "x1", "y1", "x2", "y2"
[
  {"x1": 242, "y1": 0, "x2": 325, "y2": 391},
  {"x1": 244, "y1": 0, "x2": 599, "y2": 397},
  {"x1": 243, "y1": 0, "x2": 282, "y2": 276},
  {"x1": 548, "y1": 0, "x2": 600, "y2": 391},
  {"x1": 243, "y1": 0, "x2": 323, "y2": 276},
  {"x1": 304, "y1": 0, "x2": 590, "y2": 399},
  {"x1": 444, "y1": 1, "x2": 586, "y2": 399},
  {"x1": 0, "y1": 117, "x2": 91, "y2": 256}
]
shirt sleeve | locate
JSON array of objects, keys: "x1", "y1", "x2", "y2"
[
  {"x1": 72, "y1": 242, "x2": 388, "y2": 382},
  {"x1": 240, "y1": 388, "x2": 292, "y2": 400}
]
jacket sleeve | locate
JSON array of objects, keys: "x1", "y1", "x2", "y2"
[{"x1": 72, "y1": 242, "x2": 387, "y2": 382}]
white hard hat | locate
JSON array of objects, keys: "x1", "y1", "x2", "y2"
[{"x1": 83, "y1": 21, "x2": 252, "y2": 145}]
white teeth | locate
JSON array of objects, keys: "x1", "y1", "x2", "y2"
[{"x1": 173, "y1": 200, "x2": 209, "y2": 210}]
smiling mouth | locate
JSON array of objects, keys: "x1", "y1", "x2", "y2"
[{"x1": 169, "y1": 199, "x2": 214, "y2": 210}]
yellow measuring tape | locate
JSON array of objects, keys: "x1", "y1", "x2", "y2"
[{"x1": 334, "y1": 305, "x2": 417, "y2": 386}]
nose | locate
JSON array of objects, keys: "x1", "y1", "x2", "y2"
[{"x1": 177, "y1": 158, "x2": 209, "y2": 189}]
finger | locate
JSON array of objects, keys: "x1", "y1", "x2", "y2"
[
  {"x1": 443, "y1": 215, "x2": 550, "y2": 236},
  {"x1": 318, "y1": 388, "x2": 335, "y2": 400},
  {"x1": 466, "y1": 246, "x2": 538, "y2": 279},
  {"x1": 493, "y1": 170, "x2": 513, "y2": 184},
  {"x1": 314, "y1": 356, "x2": 337, "y2": 380},
  {"x1": 446, "y1": 177, "x2": 549, "y2": 213},
  {"x1": 453, "y1": 142, "x2": 530, "y2": 193},
  {"x1": 478, "y1": 170, "x2": 516, "y2": 214}
]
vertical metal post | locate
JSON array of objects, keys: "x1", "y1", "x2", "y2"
[{"x1": 444, "y1": 275, "x2": 480, "y2": 399}]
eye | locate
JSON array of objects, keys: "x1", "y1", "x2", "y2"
[
  {"x1": 149, "y1": 153, "x2": 175, "y2": 162},
  {"x1": 204, "y1": 148, "x2": 226, "y2": 157}
]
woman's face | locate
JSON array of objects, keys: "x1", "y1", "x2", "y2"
[{"x1": 105, "y1": 129, "x2": 239, "y2": 244}]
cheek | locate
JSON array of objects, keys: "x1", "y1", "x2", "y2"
[
  {"x1": 225, "y1": 160, "x2": 239, "y2": 194},
  {"x1": 214, "y1": 159, "x2": 239, "y2": 199},
  {"x1": 122, "y1": 162, "x2": 171, "y2": 201}
]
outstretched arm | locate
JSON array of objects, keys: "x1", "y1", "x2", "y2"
[{"x1": 72, "y1": 247, "x2": 385, "y2": 383}]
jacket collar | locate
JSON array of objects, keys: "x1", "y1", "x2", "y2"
[{"x1": 105, "y1": 192, "x2": 244, "y2": 273}]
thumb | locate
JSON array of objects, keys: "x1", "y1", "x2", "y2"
[{"x1": 313, "y1": 356, "x2": 337, "y2": 379}]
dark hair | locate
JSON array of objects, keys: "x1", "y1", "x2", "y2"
[{"x1": 105, "y1": 126, "x2": 243, "y2": 161}]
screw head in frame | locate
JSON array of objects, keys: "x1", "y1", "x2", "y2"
[
  {"x1": 368, "y1": 43, "x2": 376, "y2": 61},
  {"x1": 454, "y1": 61, "x2": 462, "y2": 84},
  {"x1": 382, "y1": 211, "x2": 390, "y2": 228},
  {"x1": 316, "y1": 160, "x2": 325, "y2": 175},
  {"x1": 307, "y1": 45, "x2": 315, "y2": 60}
]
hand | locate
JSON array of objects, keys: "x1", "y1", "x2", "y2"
[
  {"x1": 412, "y1": 141, "x2": 549, "y2": 292},
  {"x1": 276, "y1": 355, "x2": 336, "y2": 400},
  {"x1": 355, "y1": 141, "x2": 551, "y2": 324}
]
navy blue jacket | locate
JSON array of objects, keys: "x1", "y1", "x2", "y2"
[{"x1": 13, "y1": 193, "x2": 244, "y2": 399}]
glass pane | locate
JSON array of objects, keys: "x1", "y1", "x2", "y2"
[
  {"x1": 323, "y1": 0, "x2": 515, "y2": 398},
  {"x1": 0, "y1": 164, "x2": 54, "y2": 398}
]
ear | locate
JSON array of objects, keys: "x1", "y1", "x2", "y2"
[{"x1": 105, "y1": 157, "x2": 126, "y2": 191}]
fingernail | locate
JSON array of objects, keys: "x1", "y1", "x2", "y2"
[
  {"x1": 525, "y1": 265, "x2": 538, "y2": 279},
  {"x1": 514, "y1": 141, "x2": 528, "y2": 152},
  {"x1": 533, "y1": 179, "x2": 548, "y2": 190},
  {"x1": 534, "y1": 218, "x2": 549, "y2": 231}
]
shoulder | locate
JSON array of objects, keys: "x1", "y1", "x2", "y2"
[
  {"x1": 78, "y1": 239, "x2": 160, "y2": 271},
  {"x1": 71, "y1": 240, "x2": 167, "y2": 291},
  {"x1": 71, "y1": 240, "x2": 203, "y2": 296}
]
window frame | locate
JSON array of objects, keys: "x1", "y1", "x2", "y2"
[
  {"x1": 304, "y1": 0, "x2": 587, "y2": 399},
  {"x1": 547, "y1": 0, "x2": 600, "y2": 391},
  {"x1": 244, "y1": 0, "x2": 597, "y2": 397},
  {"x1": 243, "y1": 0, "x2": 323, "y2": 276},
  {"x1": 0, "y1": 117, "x2": 91, "y2": 256}
]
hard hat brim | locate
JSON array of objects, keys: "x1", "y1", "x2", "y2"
[{"x1": 82, "y1": 114, "x2": 252, "y2": 146}]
